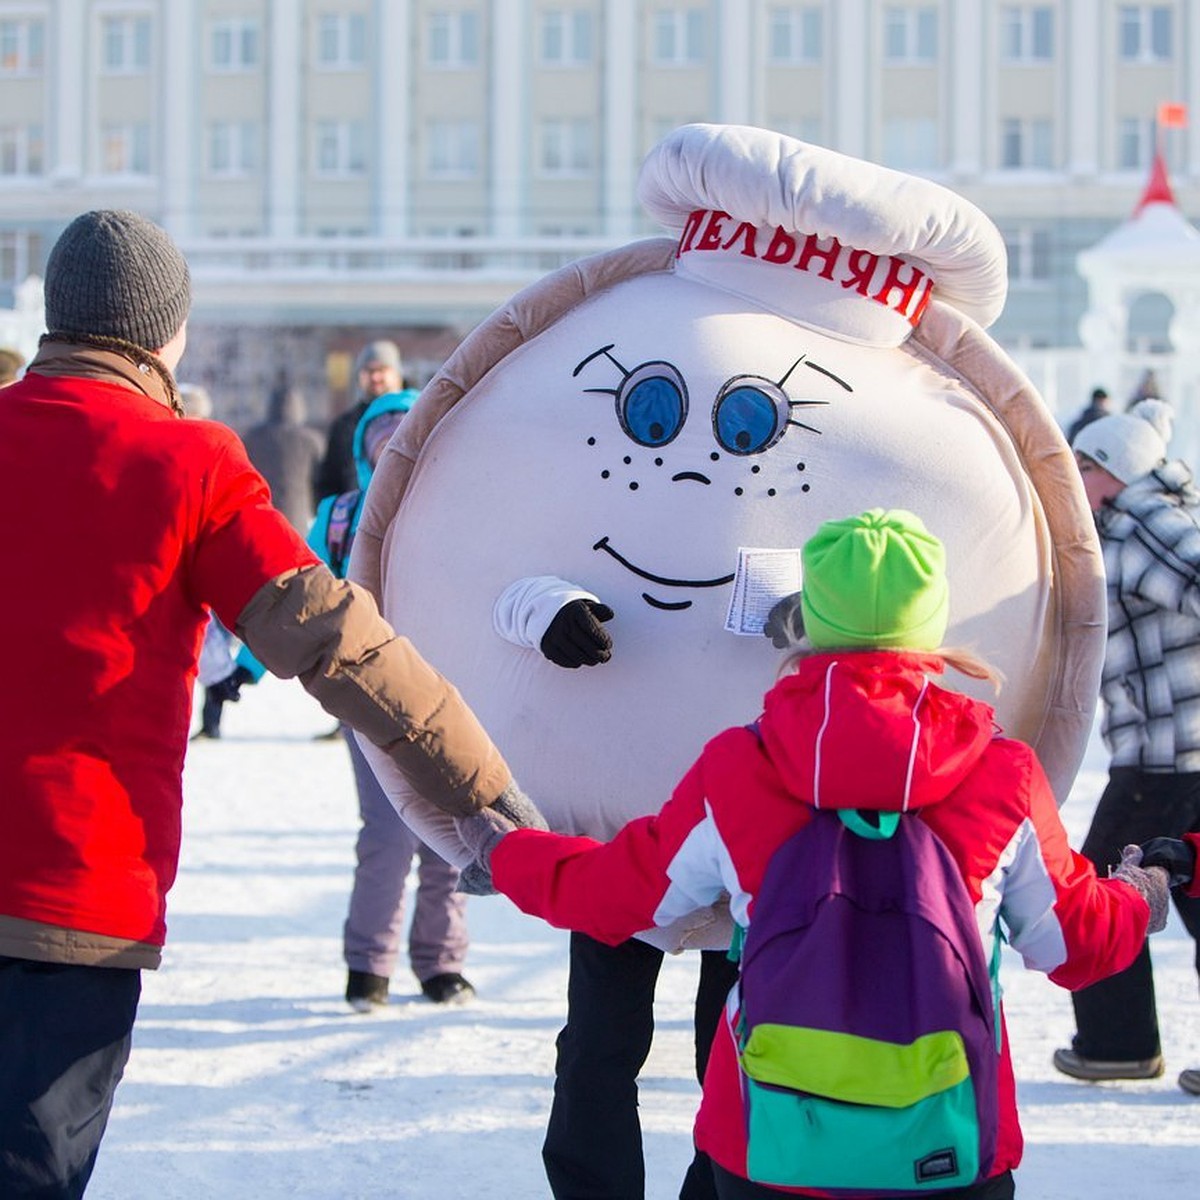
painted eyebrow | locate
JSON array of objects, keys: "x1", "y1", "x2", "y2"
[
  {"x1": 803, "y1": 358, "x2": 853, "y2": 392},
  {"x1": 573, "y1": 344, "x2": 625, "y2": 378}
]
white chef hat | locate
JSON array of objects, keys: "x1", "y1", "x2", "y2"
[{"x1": 637, "y1": 124, "x2": 1009, "y2": 349}]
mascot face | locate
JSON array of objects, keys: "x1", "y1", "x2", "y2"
[{"x1": 383, "y1": 271, "x2": 1046, "y2": 837}]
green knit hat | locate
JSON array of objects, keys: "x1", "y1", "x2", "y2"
[{"x1": 800, "y1": 508, "x2": 949, "y2": 651}]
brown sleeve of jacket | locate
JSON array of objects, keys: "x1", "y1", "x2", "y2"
[{"x1": 236, "y1": 565, "x2": 510, "y2": 816}]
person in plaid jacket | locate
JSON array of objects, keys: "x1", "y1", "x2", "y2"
[{"x1": 1055, "y1": 399, "x2": 1200, "y2": 1094}]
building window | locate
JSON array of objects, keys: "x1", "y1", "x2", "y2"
[
  {"x1": 538, "y1": 118, "x2": 593, "y2": 176},
  {"x1": 0, "y1": 124, "x2": 44, "y2": 176},
  {"x1": 767, "y1": 6, "x2": 822, "y2": 63},
  {"x1": 101, "y1": 123, "x2": 151, "y2": 175},
  {"x1": 208, "y1": 121, "x2": 259, "y2": 176},
  {"x1": 882, "y1": 117, "x2": 939, "y2": 170},
  {"x1": 427, "y1": 120, "x2": 480, "y2": 177},
  {"x1": 883, "y1": 6, "x2": 937, "y2": 63},
  {"x1": 0, "y1": 18, "x2": 44, "y2": 75},
  {"x1": 1000, "y1": 117, "x2": 1054, "y2": 168},
  {"x1": 428, "y1": 10, "x2": 480, "y2": 67},
  {"x1": 1117, "y1": 116, "x2": 1155, "y2": 170},
  {"x1": 1000, "y1": 6, "x2": 1053, "y2": 62},
  {"x1": 539, "y1": 9, "x2": 593, "y2": 66},
  {"x1": 102, "y1": 16, "x2": 151, "y2": 73},
  {"x1": 1004, "y1": 226, "x2": 1052, "y2": 283},
  {"x1": 0, "y1": 229, "x2": 43, "y2": 285},
  {"x1": 1118, "y1": 5, "x2": 1172, "y2": 61},
  {"x1": 211, "y1": 19, "x2": 259, "y2": 71},
  {"x1": 1000, "y1": 118, "x2": 1054, "y2": 168},
  {"x1": 316, "y1": 13, "x2": 366, "y2": 68},
  {"x1": 652, "y1": 8, "x2": 706, "y2": 65},
  {"x1": 313, "y1": 120, "x2": 367, "y2": 175}
]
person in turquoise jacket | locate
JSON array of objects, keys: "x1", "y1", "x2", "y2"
[{"x1": 309, "y1": 390, "x2": 476, "y2": 1010}]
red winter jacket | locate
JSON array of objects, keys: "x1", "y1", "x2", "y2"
[
  {"x1": 0, "y1": 366, "x2": 313, "y2": 956},
  {"x1": 493, "y1": 650, "x2": 1151, "y2": 1192}
]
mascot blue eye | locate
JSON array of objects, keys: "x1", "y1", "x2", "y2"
[
  {"x1": 712, "y1": 377, "x2": 790, "y2": 455},
  {"x1": 617, "y1": 362, "x2": 688, "y2": 447}
]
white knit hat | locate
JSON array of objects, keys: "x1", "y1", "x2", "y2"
[{"x1": 1072, "y1": 399, "x2": 1173, "y2": 484}]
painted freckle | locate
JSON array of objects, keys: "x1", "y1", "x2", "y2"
[
  {"x1": 587, "y1": 436, "x2": 596, "y2": 446},
  {"x1": 601, "y1": 470, "x2": 610, "y2": 479},
  {"x1": 623, "y1": 456, "x2": 632, "y2": 465},
  {"x1": 734, "y1": 487, "x2": 744, "y2": 496},
  {"x1": 629, "y1": 481, "x2": 639, "y2": 491}
]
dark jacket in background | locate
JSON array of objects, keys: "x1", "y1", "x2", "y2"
[{"x1": 316, "y1": 399, "x2": 368, "y2": 500}]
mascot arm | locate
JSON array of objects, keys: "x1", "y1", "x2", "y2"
[
  {"x1": 493, "y1": 575, "x2": 610, "y2": 661},
  {"x1": 354, "y1": 733, "x2": 475, "y2": 866}
]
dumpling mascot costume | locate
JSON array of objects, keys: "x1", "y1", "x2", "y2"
[{"x1": 349, "y1": 125, "x2": 1104, "y2": 1199}]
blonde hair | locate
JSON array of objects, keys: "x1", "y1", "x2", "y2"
[{"x1": 779, "y1": 642, "x2": 1003, "y2": 695}]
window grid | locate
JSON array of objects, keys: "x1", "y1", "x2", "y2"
[
  {"x1": 0, "y1": 18, "x2": 44, "y2": 75},
  {"x1": 211, "y1": 19, "x2": 260, "y2": 71},
  {"x1": 316, "y1": 13, "x2": 367, "y2": 69},
  {"x1": 539, "y1": 9, "x2": 593, "y2": 66},
  {"x1": 767, "y1": 5, "x2": 823, "y2": 64},
  {"x1": 652, "y1": 7, "x2": 706, "y2": 66},
  {"x1": 1004, "y1": 226, "x2": 1053, "y2": 283},
  {"x1": 428, "y1": 11, "x2": 481, "y2": 67},
  {"x1": 1000, "y1": 117, "x2": 1054, "y2": 169},
  {"x1": 313, "y1": 119, "x2": 367, "y2": 175},
  {"x1": 427, "y1": 119, "x2": 480, "y2": 177},
  {"x1": 101, "y1": 123, "x2": 151, "y2": 175},
  {"x1": 102, "y1": 16, "x2": 151, "y2": 74},
  {"x1": 1000, "y1": 5, "x2": 1054, "y2": 63},
  {"x1": 1118, "y1": 5, "x2": 1172, "y2": 61},
  {"x1": 538, "y1": 117, "x2": 594, "y2": 176},
  {"x1": 883, "y1": 6, "x2": 937, "y2": 64},
  {"x1": 0, "y1": 124, "x2": 43, "y2": 176},
  {"x1": 208, "y1": 120, "x2": 260, "y2": 176}
]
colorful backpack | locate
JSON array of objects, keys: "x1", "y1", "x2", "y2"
[{"x1": 734, "y1": 806, "x2": 1000, "y2": 1196}]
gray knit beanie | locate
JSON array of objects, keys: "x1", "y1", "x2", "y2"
[{"x1": 44, "y1": 210, "x2": 191, "y2": 351}]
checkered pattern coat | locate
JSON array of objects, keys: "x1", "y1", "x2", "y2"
[{"x1": 1096, "y1": 460, "x2": 1200, "y2": 771}]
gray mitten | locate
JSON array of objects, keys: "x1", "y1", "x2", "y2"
[
  {"x1": 764, "y1": 591, "x2": 805, "y2": 649},
  {"x1": 453, "y1": 784, "x2": 548, "y2": 895},
  {"x1": 1112, "y1": 844, "x2": 1171, "y2": 934}
]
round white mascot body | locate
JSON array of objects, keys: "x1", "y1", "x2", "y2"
[{"x1": 352, "y1": 126, "x2": 1102, "y2": 949}]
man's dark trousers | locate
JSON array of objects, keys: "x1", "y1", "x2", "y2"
[
  {"x1": 0, "y1": 957, "x2": 140, "y2": 1198},
  {"x1": 543, "y1": 931, "x2": 739, "y2": 1200}
]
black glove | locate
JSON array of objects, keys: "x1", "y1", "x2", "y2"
[
  {"x1": 1139, "y1": 836, "x2": 1197, "y2": 888},
  {"x1": 764, "y1": 592, "x2": 804, "y2": 649},
  {"x1": 540, "y1": 599, "x2": 614, "y2": 668},
  {"x1": 206, "y1": 665, "x2": 256, "y2": 705}
]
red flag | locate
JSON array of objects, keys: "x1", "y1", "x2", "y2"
[{"x1": 1158, "y1": 102, "x2": 1188, "y2": 128}]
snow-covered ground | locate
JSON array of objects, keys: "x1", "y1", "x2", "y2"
[{"x1": 85, "y1": 675, "x2": 1198, "y2": 1199}]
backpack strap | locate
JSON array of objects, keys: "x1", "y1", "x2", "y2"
[
  {"x1": 325, "y1": 488, "x2": 362, "y2": 577},
  {"x1": 838, "y1": 809, "x2": 900, "y2": 840}
]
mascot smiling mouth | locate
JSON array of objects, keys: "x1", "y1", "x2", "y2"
[{"x1": 593, "y1": 536, "x2": 736, "y2": 612}]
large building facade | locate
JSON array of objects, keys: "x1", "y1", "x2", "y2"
[{"x1": 0, "y1": 0, "x2": 1195, "y2": 422}]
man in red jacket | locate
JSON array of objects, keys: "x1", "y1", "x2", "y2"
[{"x1": 0, "y1": 209, "x2": 539, "y2": 1198}]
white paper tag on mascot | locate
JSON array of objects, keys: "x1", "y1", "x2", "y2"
[{"x1": 724, "y1": 547, "x2": 803, "y2": 636}]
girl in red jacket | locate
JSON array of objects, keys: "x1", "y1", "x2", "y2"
[{"x1": 459, "y1": 508, "x2": 1182, "y2": 1198}]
